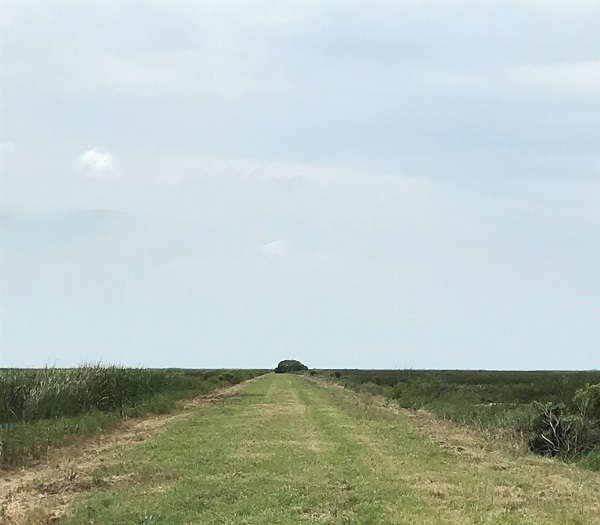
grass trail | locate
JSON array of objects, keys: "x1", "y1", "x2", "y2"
[{"x1": 30, "y1": 374, "x2": 600, "y2": 524}]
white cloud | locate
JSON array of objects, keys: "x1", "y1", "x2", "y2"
[
  {"x1": 0, "y1": 141, "x2": 16, "y2": 155},
  {"x1": 260, "y1": 239, "x2": 335, "y2": 269},
  {"x1": 261, "y1": 239, "x2": 293, "y2": 258},
  {"x1": 76, "y1": 148, "x2": 119, "y2": 180}
]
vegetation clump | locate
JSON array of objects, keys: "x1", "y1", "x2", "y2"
[
  {"x1": 274, "y1": 360, "x2": 308, "y2": 374},
  {"x1": 527, "y1": 384, "x2": 600, "y2": 461}
]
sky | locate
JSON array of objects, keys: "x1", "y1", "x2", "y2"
[{"x1": 1, "y1": 1, "x2": 599, "y2": 370}]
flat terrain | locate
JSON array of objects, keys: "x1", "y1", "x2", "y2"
[{"x1": 3, "y1": 374, "x2": 600, "y2": 524}]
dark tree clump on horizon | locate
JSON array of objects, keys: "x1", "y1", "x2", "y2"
[{"x1": 274, "y1": 360, "x2": 308, "y2": 373}]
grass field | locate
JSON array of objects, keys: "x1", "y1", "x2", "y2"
[{"x1": 6, "y1": 373, "x2": 598, "y2": 524}]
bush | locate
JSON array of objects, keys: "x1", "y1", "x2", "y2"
[
  {"x1": 527, "y1": 403, "x2": 591, "y2": 460},
  {"x1": 526, "y1": 387, "x2": 600, "y2": 461},
  {"x1": 274, "y1": 360, "x2": 308, "y2": 374},
  {"x1": 574, "y1": 383, "x2": 600, "y2": 420}
]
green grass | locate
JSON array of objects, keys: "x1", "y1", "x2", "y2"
[
  {"x1": 55, "y1": 374, "x2": 600, "y2": 525},
  {"x1": 577, "y1": 449, "x2": 600, "y2": 472}
]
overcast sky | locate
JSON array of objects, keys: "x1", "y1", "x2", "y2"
[{"x1": 1, "y1": 1, "x2": 599, "y2": 369}]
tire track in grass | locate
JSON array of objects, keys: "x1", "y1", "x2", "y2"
[{"x1": 295, "y1": 378, "x2": 473, "y2": 525}]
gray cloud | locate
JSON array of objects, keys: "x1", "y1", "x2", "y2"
[{"x1": 1, "y1": 1, "x2": 599, "y2": 369}]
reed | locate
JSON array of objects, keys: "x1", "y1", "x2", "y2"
[
  {"x1": 0, "y1": 365, "x2": 182, "y2": 423},
  {"x1": 0, "y1": 366, "x2": 265, "y2": 468}
]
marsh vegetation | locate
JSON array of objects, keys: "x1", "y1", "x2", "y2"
[
  {"x1": 0, "y1": 366, "x2": 264, "y2": 468},
  {"x1": 326, "y1": 369, "x2": 600, "y2": 469}
]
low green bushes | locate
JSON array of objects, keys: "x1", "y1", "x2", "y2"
[{"x1": 332, "y1": 369, "x2": 600, "y2": 406}]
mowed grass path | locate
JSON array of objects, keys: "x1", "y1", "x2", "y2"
[{"x1": 62, "y1": 374, "x2": 600, "y2": 525}]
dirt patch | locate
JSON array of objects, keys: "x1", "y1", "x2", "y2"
[
  {"x1": 294, "y1": 506, "x2": 335, "y2": 521},
  {"x1": 0, "y1": 380, "x2": 254, "y2": 525}
]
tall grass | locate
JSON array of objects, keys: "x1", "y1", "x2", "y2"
[
  {"x1": 0, "y1": 365, "x2": 182, "y2": 423},
  {"x1": 0, "y1": 365, "x2": 265, "y2": 468}
]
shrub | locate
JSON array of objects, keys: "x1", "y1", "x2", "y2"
[
  {"x1": 527, "y1": 401, "x2": 600, "y2": 461},
  {"x1": 574, "y1": 383, "x2": 600, "y2": 420}
]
